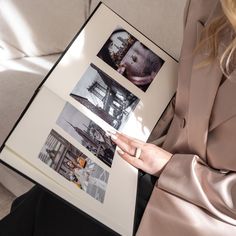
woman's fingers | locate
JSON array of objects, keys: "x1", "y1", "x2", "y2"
[
  {"x1": 117, "y1": 149, "x2": 143, "y2": 169},
  {"x1": 108, "y1": 131, "x2": 143, "y2": 156},
  {"x1": 107, "y1": 130, "x2": 173, "y2": 176},
  {"x1": 107, "y1": 130, "x2": 147, "y2": 169}
]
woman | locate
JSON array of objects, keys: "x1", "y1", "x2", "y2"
[
  {"x1": 0, "y1": 0, "x2": 235, "y2": 235},
  {"x1": 110, "y1": 0, "x2": 236, "y2": 235}
]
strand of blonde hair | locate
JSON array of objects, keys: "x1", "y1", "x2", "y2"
[
  {"x1": 220, "y1": 0, "x2": 236, "y2": 76},
  {"x1": 196, "y1": 0, "x2": 236, "y2": 77}
]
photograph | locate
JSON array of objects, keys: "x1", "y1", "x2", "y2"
[
  {"x1": 38, "y1": 129, "x2": 110, "y2": 203},
  {"x1": 97, "y1": 27, "x2": 165, "y2": 92},
  {"x1": 56, "y1": 103, "x2": 116, "y2": 167},
  {"x1": 70, "y1": 63, "x2": 140, "y2": 130}
]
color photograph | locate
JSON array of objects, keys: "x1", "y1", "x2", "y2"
[
  {"x1": 97, "y1": 27, "x2": 164, "y2": 92},
  {"x1": 38, "y1": 129, "x2": 110, "y2": 203}
]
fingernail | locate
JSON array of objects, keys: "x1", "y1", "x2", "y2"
[
  {"x1": 111, "y1": 134, "x2": 117, "y2": 140},
  {"x1": 107, "y1": 130, "x2": 117, "y2": 135},
  {"x1": 118, "y1": 149, "x2": 124, "y2": 155}
]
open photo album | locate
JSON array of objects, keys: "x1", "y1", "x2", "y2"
[{"x1": 0, "y1": 3, "x2": 178, "y2": 236}]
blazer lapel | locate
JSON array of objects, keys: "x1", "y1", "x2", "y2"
[
  {"x1": 187, "y1": 51, "x2": 222, "y2": 159},
  {"x1": 209, "y1": 70, "x2": 236, "y2": 131},
  {"x1": 187, "y1": 0, "x2": 227, "y2": 159}
]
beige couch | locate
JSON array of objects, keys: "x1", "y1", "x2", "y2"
[{"x1": 0, "y1": 0, "x2": 187, "y2": 196}]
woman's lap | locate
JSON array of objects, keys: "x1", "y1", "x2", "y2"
[{"x1": 0, "y1": 173, "x2": 156, "y2": 236}]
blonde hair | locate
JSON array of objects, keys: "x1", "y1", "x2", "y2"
[{"x1": 197, "y1": 0, "x2": 236, "y2": 76}]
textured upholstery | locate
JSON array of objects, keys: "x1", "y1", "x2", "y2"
[{"x1": 0, "y1": 0, "x2": 88, "y2": 57}]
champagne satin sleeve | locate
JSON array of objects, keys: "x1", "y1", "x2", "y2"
[{"x1": 158, "y1": 154, "x2": 236, "y2": 225}]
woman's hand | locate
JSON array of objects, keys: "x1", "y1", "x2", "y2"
[{"x1": 108, "y1": 131, "x2": 172, "y2": 176}]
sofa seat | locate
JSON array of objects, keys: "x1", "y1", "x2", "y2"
[
  {"x1": 0, "y1": 54, "x2": 61, "y2": 146},
  {"x1": 0, "y1": 54, "x2": 60, "y2": 196}
]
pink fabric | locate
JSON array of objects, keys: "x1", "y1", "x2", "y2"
[{"x1": 137, "y1": 0, "x2": 236, "y2": 235}]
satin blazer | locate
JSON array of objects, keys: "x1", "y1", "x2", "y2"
[{"x1": 136, "y1": 0, "x2": 236, "y2": 235}]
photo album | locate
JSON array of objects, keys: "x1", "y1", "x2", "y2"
[{"x1": 0, "y1": 3, "x2": 178, "y2": 236}]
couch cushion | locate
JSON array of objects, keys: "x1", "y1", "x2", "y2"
[
  {"x1": 0, "y1": 0, "x2": 88, "y2": 57},
  {"x1": 0, "y1": 40, "x2": 26, "y2": 60},
  {"x1": 0, "y1": 163, "x2": 34, "y2": 197},
  {"x1": 90, "y1": 0, "x2": 187, "y2": 60},
  {"x1": 0, "y1": 54, "x2": 60, "y2": 146}
]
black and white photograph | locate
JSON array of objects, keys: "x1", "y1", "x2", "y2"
[
  {"x1": 97, "y1": 27, "x2": 165, "y2": 92},
  {"x1": 70, "y1": 64, "x2": 139, "y2": 130},
  {"x1": 56, "y1": 103, "x2": 116, "y2": 167},
  {"x1": 38, "y1": 129, "x2": 110, "y2": 203}
]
